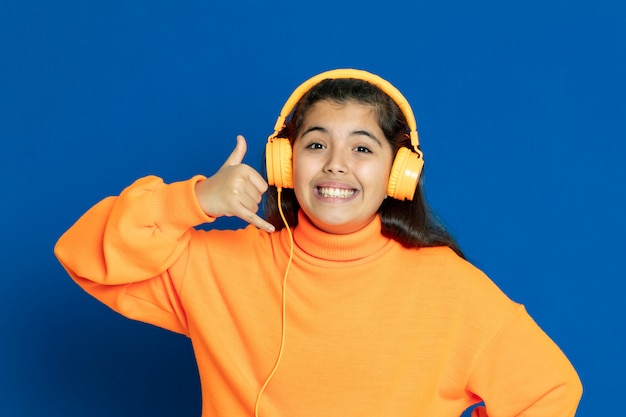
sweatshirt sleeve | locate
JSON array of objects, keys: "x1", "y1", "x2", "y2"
[
  {"x1": 467, "y1": 305, "x2": 582, "y2": 417},
  {"x1": 54, "y1": 175, "x2": 214, "y2": 335}
]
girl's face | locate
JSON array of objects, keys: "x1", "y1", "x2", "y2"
[{"x1": 292, "y1": 100, "x2": 394, "y2": 234}]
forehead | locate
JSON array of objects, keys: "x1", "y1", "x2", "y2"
[{"x1": 301, "y1": 99, "x2": 380, "y2": 124}]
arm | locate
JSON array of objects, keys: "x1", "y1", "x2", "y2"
[
  {"x1": 54, "y1": 175, "x2": 212, "y2": 334},
  {"x1": 54, "y1": 135, "x2": 273, "y2": 333},
  {"x1": 55, "y1": 175, "x2": 212, "y2": 285},
  {"x1": 468, "y1": 306, "x2": 582, "y2": 417}
]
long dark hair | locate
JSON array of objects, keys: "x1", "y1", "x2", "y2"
[{"x1": 262, "y1": 77, "x2": 464, "y2": 258}]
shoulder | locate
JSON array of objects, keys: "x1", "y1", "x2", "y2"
[
  {"x1": 402, "y1": 245, "x2": 520, "y2": 319},
  {"x1": 401, "y1": 245, "x2": 484, "y2": 281}
]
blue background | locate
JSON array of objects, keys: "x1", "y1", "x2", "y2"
[{"x1": 1, "y1": 0, "x2": 624, "y2": 415}]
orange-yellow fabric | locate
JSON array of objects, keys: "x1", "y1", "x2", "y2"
[{"x1": 55, "y1": 175, "x2": 582, "y2": 417}]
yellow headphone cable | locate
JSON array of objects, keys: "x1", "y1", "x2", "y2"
[{"x1": 254, "y1": 188, "x2": 294, "y2": 417}]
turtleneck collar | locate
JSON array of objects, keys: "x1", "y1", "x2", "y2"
[{"x1": 289, "y1": 211, "x2": 393, "y2": 263}]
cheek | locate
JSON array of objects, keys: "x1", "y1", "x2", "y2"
[
  {"x1": 364, "y1": 162, "x2": 392, "y2": 195},
  {"x1": 291, "y1": 155, "x2": 311, "y2": 195}
]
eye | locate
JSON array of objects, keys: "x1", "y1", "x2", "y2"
[
  {"x1": 306, "y1": 142, "x2": 325, "y2": 150},
  {"x1": 354, "y1": 145, "x2": 372, "y2": 153}
]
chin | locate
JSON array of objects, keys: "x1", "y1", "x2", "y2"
[{"x1": 315, "y1": 218, "x2": 368, "y2": 235}]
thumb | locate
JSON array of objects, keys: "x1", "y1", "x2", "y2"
[{"x1": 222, "y1": 135, "x2": 247, "y2": 167}]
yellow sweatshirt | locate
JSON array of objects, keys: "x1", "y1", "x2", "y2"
[{"x1": 55, "y1": 175, "x2": 582, "y2": 417}]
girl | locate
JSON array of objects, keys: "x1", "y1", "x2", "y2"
[{"x1": 55, "y1": 69, "x2": 582, "y2": 417}]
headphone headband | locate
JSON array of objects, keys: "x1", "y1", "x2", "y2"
[{"x1": 268, "y1": 68, "x2": 421, "y2": 154}]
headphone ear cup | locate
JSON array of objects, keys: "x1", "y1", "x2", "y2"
[
  {"x1": 266, "y1": 138, "x2": 294, "y2": 189},
  {"x1": 387, "y1": 147, "x2": 424, "y2": 201}
]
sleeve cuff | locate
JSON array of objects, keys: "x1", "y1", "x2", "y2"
[{"x1": 151, "y1": 175, "x2": 215, "y2": 237}]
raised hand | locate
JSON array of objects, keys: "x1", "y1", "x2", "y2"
[{"x1": 194, "y1": 135, "x2": 275, "y2": 232}]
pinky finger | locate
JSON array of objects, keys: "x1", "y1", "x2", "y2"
[{"x1": 239, "y1": 209, "x2": 275, "y2": 233}]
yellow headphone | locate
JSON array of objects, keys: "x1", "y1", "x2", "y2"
[{"x1": 266, "y1": 68, "x2": 424, "y2": 201}]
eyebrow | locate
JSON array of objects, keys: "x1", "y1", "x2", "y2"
[{"x1": 300, "y1": 126, "x2": 383, "y2": 147}]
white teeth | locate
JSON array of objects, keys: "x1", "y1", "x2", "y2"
[{"x1": 317, "y1": 187, "x2": 355, "y2": 198}]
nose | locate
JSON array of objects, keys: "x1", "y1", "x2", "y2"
[{"x1": 323, "y1": 147, "x2": 348, "y2": 174}]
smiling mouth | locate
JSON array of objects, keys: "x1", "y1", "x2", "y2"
[{"x1": 316, "y1": 187, "x2": 356, "y2": 198}]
